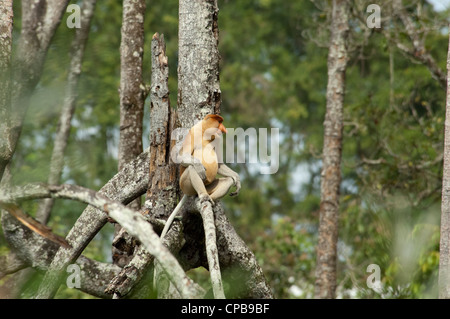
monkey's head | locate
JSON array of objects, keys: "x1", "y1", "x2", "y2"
[{"x1": 202, "y1": 114, "x2": 227, "y2": 141}]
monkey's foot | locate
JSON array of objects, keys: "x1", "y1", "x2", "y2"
[{"x1": 199, "y1": 193, "x2": 214, "y2": 206}]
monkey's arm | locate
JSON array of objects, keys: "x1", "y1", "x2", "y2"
[
  {"x1": 175, "y1": 131, "x2": 207, "y2": 180},
  {"x1": 217, "y1": 163, "x2": 241, "y2": 197}
]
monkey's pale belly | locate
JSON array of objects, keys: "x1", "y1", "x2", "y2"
[{"x1": 193, "y1": 149, "x2": 218, "y2": 184}]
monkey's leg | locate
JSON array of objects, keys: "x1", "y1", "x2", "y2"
[
  {"x1": 207, "y1": 178, "x2": 235, "y2": 201},
  {"x1": 217, "y1": 163, "x2": 241, "y2": 196},
  {"x1": 181, "y1": 166, "x2": 213, "y2": 202}
]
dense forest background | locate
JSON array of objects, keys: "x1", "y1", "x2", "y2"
[{"x1": 1, "y1": 0, "x2": 449, "y2": 298}]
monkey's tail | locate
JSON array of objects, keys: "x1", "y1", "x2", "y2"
[
  {"x1": 154, "y1": 194, "x2": 187, "y2": 291},
  {"x1": 160, "y1": 194, "x2": 187, "y2": 239}
]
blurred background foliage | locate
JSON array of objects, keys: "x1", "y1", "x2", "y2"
[{"x1": 0, "y1": 0, "x2": 449, "y2": 298}]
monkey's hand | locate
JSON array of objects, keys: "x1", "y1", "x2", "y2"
[
  {"x1": 192, "y1": 162, "x2": 207, "y2": 181},
  {"x1": 217, "y1": 163, "x2": 241, "y2": 197},
  {"x1": 229, "y1": 175, "x2": 241, "y2": 197},
  {"x1": 178, "y1": 154, "x2": 207, "y2": 180}
]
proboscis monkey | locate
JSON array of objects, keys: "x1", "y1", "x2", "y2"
[{"x1": 160, "y1": 114, "x2": 241, "y2": 239}]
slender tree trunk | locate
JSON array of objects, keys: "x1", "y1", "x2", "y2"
[
  {"x1": 0, "y1": 0, "x2": 70, "y2": 182},
  {"x1": 36, "y1": 0, "x2": 97, "y2": 225},
  {"x1": 315, "y1": 0, "x2": 349, "y2": 299},
  {"x1": 118, "y1": 0, "x2": 145, "y2": 170},
  {"x1": 113, "y1": 0, "x2": 146, "y2": 267},
  {"x1": 0, "y1": 0, "x2": 13, "y2": 180},
  {"x1": 439, "y1": 25, "x2": 450, "y2": 299}
]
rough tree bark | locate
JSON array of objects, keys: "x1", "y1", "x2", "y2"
[
  {"x1": 113, "y1": 0, "x2": 147, "y2": 267},
  {"x1": 315, "y1": 0, "x2": 349, "y2": 299},
  {"x1": 145, "y1": 33, "x2": 180, "y2": 298},
  {"x1": 177, "y1": 0, "x2": 221, "y2": 127},
  {"x1": 36, "y1": 0, "x2": 97, "y2": 225},
  {"x1": 0, "y1": 0, "x2": 70, "y2": 182},
  {"x1": 439, "y1": 26, "x2": 450, "y2": 299}
]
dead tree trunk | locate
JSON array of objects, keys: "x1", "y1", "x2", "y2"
[
  {"x1": 439, "y1": 26, "x2": 450, "y2": 299},
  {"x1": 315, "y1": 0, "x2": 349, "y2": 299},
  {"x1": 105, "y1": 33, "x2": 182, "y2": 299}
]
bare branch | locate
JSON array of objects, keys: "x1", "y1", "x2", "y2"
[
  {"x1": 27, "y1": 148, "x2": 150, "y2": 298},
  {"x1": 1, "y1": 211, "x2": 120, "y2": 298},
  {"x1": 391, "y1": 0, "x2": 446, "y2": 88},
  {"x1": 0, "y1": 183, "x2": 202, "y2": 299}
]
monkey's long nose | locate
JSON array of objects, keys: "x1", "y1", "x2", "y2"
[{"x1": 219, "y1": 123, "x2": 227, "y2": 133}]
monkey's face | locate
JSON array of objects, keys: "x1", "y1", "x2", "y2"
[{"x1": 203, "y1": 118, "x2": 227, "y2": 141}]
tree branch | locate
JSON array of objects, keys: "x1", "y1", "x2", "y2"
[
  {"x1": 1, "y1": 211, "x2": 121, "y2": 298},
  {"x1": 24, "y1": 148, "x2": 151, "y2": 298},
  {"x1": 391, "y1": 0, "x2": 446, "y2": 88},
  {"x1": 1, "y1": 183, "x2": 203, "y2": 299}
]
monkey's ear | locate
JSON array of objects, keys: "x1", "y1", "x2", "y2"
[{"x1": 204, "y1": 114, "x2": 224, "y2": 123}]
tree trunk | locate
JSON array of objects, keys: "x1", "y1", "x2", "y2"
[
  {"x1": 118, "y1": 0, "x2": 145, "y2": 171},
  {"x1": 439, "y1": 26, "x2": 450, "y2": 299},
  {"x1": 36, "y1": 0, "x2": 97, "y2": 225},
  {"x1": 0, "y1": 0, "x2": 13, "y2": 180},
  {"x1": 113, "y1": 0, "x2": 147, "y2": 267},
  {"x1": 177, "y1": 0, "x2": 272, "y2": 299},
  {"x1": 0, "y1": 0, "x2": 70, "y2": 182},
  {"x1": 178, "y1": 0, "x2": 221, "y2": 127},
  {"x1": 315, "y1": 0, "x2": 349, "y2": 299},
  {"x1": 106, "y1": 33, "x2": 180, "y2": 298}
]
